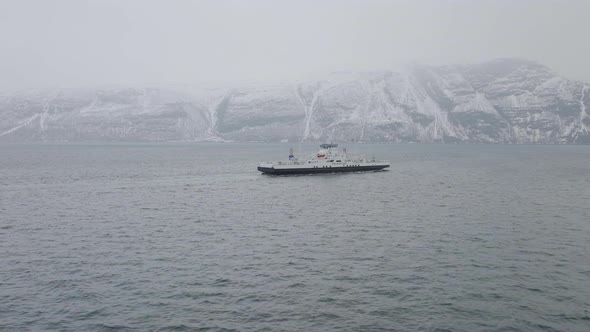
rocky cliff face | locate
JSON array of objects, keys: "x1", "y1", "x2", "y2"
[{"x1": 1, "y1": 59, "x2": 589, "y2": 143}]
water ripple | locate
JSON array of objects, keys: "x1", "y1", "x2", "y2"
[{"x1": 1, "y1": 143, "x2": 589, "y2": 331}]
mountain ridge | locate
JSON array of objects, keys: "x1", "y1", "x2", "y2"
[{"x1": 1, "y1": 58, "x2": 589, "y2": 143}]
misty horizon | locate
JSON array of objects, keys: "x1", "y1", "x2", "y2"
[
  {"x1": 0, "y1": 58, "x2": 567, "y2": 91},
  {"x1": 1, "y1": 0, "x2": 590, "y2": 90},
  {"x1": 0, "y1": 57, "x2": 584, "y2": 92}
]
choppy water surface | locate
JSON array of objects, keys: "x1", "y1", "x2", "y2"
[{"x1": 1, "y1": 143, "x2": 589, "y2": 331}]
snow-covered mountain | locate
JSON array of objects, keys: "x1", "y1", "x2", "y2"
[{"x1": 1, "y1": 59, "x2": 589, "y2": 143}]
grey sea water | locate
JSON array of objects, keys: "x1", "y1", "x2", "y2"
[{"x1": 1, "y1": 143, "x2": 589, "y2": 331}]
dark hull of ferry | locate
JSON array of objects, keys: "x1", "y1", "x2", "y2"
[{"x1": 258, "y1": 165, "x2": 389, "y2": 175}]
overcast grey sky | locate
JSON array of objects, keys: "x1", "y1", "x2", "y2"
[{"x1": 1, "y1": 0, "x2": 589, "y2": 89}]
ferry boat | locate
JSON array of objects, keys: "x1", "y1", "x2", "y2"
[{"x1": 257, "y1": 143, "x2": 389, "y2": 175}]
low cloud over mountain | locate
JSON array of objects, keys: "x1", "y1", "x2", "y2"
[{"x1": 2, "y1": 59, "x2": 589, "y2": 143}]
